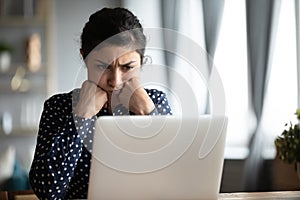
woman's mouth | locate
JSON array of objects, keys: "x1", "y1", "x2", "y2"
[{"x1": 107, "y1": 88, "x2": 122, "y2": 96}]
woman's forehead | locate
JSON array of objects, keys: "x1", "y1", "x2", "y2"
[{"x1": 87, "y1": 45, "x2": 141, "y2": 63}]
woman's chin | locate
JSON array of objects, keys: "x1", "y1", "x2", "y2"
[{"x1": 107, "y1": 90, "x2": 119, "y2": 96}]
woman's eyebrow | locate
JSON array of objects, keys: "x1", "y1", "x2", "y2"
[
  {"x1": 95, "y1": 59, "x2": 109, "y2": 65},
  {"x1": 118, "y1": 61, "x2": 136, "y2": 66}
]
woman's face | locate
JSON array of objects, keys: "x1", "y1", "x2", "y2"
[{"x1": 85, "y1": 45, "x2": 141, "y2": 95}]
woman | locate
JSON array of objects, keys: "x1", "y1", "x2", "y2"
[{"x1": 29, "y1": 7, "x2": 172, "y2": 199}]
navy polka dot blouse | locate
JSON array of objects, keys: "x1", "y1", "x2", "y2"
[{"x1": 29, "y1": 88, "x2": 172, "y2": 200}]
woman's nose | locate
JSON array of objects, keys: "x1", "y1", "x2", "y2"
[{"x1": 108, "y1": 69, "x2": 122, "y2": 89}]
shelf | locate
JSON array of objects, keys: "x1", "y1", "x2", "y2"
[
  {"x1": 0, "y1": 64, "x2": 47, "y2": 94},
  {"x1": 0, "y1": 0, "x2": 51, "y2": 138},
  {"x1": 0, "y1": 16, "x2": 45, "y2": 26},
  {"x1": 0, "y1": 126, "x2": 38, "y2": 137},
  {"x1": 0, "y1": 0, "x2": 47, "y2": 26},
  {"x1": 0, "y1": 83, "x2": 47, "y2": 94},
  {"x1": 0, "y1": 63, "x2": 47, "y2": 75}
]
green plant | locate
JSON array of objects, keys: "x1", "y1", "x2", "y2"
[
  {"x1": 0, "y1": 41, "x2": 12, "y2": 53},
  {"x1": 275, "y1": 109, "x2": 300, "y2": 164}
]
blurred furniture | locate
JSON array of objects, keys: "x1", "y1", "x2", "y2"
[
  {"x1": 219, "y1": 191, "x2": 300, "y2": 199},
  {"x1": 273, "y1": 157, "x2": 300, "y2": 191},
  {"x1": 220, "y1": 159, "x2": 246, "y2": 192},
  {"x1": 0, "y1": 190, "x2": 37, "y2": 200},
  {"x1": 0, "y1": 0, "x2": 51, "y2": 136},
  {"x1": 0, "y1": 0, "x2": 53, "y2": 193}
]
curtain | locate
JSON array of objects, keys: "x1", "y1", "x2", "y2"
[
  {"x1": 160, "y1": 0, "x2": 180, "y2": 70},
  {"x1": 202, "y1": 0, "x2": 224, "y2": 113},
  {"x1": 161, "y1": 0, "x2": 207, "y2": 115},
  {"x1": 244, "y1": 0, "x2": 281, "y2": 191},
  {"x1": 161, "y1": 0, "x2": 225, "y2": 61},
  {"x1": 160, "y1": 0, "x2": 180, "y2": 91},
  {"x1": 202, "y1": 0, "x2": 225, "y2": 61},
  {"x1": 160, "y1": 0, "x2": 224, "y2": 114},
  {"x1": 295, "y1": 0, "x2": 300, "y2": 108}
]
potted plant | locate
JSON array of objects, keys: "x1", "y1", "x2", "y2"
[
  {"x1": 275, "y1": 109, "x2": 300, "y2": 178},
  {"x1": 0, "y1": 41, "x2": 13, "y2": 72}
]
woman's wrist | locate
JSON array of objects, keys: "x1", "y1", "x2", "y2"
[
  {"x1": 74, "y1": 106, "x2": 96, "y2": 119},
  {"x1": 130, "y1": 99, "x2": 155, "y2": 115}
]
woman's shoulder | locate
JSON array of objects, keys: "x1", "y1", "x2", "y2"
[
  {"x1": 145, "y1": 88, "x2": 170, "y2": 105},
  {"x1": 145, "y1": 88, "x2": 167, "y2": 96},
  {"x1": 45, "y1": 89, "x2": 79, "y2": 105}
]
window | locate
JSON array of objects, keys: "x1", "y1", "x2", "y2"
[
  {"x1": 260, "y1": 0, "x2": 298, "y2": 159},
  {"x1": 214, "y1": 0, "x2": 298, "y2": 159},
  {"x1": 214, "y1": 0, "x2": 250, "y2": 159}
]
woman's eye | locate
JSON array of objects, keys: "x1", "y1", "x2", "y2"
[
  {"x1": 122, "y1": 65, "x2": 134, "y2": 71},
  {"x1": 97, "y1": 65, "x2": 109, "y2": 70}
]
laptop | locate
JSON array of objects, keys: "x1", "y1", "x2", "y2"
[{"x1": 88, "y1": 115, "x2": 228, "y2": 200}]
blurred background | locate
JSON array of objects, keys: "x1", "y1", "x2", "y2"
[{"x1": 0, "y1": 0, "x2": 299, "y2": 193}]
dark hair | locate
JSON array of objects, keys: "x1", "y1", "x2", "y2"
[{"x1": 81, "y1": 7, "x2": 146, "y2": 63}]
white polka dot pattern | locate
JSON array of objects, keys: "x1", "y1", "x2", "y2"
[{"x1": 29, "y1": 88, "x2": 172, "y2": 199}]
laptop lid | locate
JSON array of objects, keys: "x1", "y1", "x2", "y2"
[{"x1": 88, "y1": 115, "x2": 227, "y2": 200}]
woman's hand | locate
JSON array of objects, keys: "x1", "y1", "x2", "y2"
[
  {"x1": 110, "y1": 78, "x2": 155, "y2": 115},
  {"x1": 74, "y1": 80, "x2": 108, "y2": 118}
]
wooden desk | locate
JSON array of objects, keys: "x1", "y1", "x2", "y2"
[
  {"x1": 219, "y1": 191, "x2": 300, "y2": 199},
  {"x1": 1, "y1": 190, "x2": 300, "y2": 200}
]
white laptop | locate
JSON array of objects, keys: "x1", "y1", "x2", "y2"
[{"x1": 88, "y1": 115, "x2": 228, "y2": 200}]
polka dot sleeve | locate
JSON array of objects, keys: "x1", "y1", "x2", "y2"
[
  {"x1": 146, "y1": 89, "x2": 172, "y2": 115},
  {"x1": 29, "y1": 93, "x2": 94, "y2": 199},
  {"x1": 112, "y1": 89, "x2": 172, "y2": 116}
]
